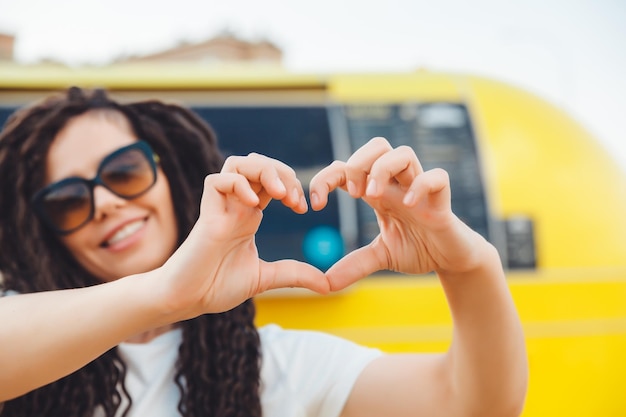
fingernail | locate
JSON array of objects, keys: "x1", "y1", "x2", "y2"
[
  {"x1": 403, "y1": 190, "x2": 415, "y2": 205},
  {"x1": 291, "y1": 187, "x2": 300, "y2": 203},
  {"x1": 366, "y1": 179, "x2": 377, "y2": 196},
  {"x1": 274, "y1": 178, "x2": 286, "y2": 193},
  {"x1": 300, "y1": 195, "x2": 308, "y2": 210},
  {"x1": 311, "y1": 192, "x2": 319, "y2": 207},
  {"x1": 347, "y1": 181, "x2": 357, "y2": 196}
]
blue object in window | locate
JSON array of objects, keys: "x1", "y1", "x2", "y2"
[{"x1": 302, "y1": 225, "x2": 345, "y2": 271}]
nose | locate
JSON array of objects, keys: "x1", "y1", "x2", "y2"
[{"x1": 92, "y1": 185, "x2": 128, "y2": 221}]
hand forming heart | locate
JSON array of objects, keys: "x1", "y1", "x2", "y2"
[{"x1": 162, "y1": 137, "x2": 487, "y2": 317}]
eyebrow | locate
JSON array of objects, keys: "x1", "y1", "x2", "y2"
[{"x1": 45, "y1": 144, "x2": 128, "y2": 185}]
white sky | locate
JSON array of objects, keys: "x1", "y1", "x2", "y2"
[{"x1": 1, "y1": 0, "x2": 625, "y2": 170}]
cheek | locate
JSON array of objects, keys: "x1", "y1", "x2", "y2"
[
  {"x1": 60, "y1": 233, "x2": 108, "y2": 279},
  {"x1": 60, "y1": 230, "x2": 93, "y2": 261}
]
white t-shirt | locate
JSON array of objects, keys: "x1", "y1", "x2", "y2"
[
  {"x1": 99, "y1": 324, "x2": 382, "y2": 417},
  {"x1": 1, "y1": 290, "x2": 381, "y2": 416}
]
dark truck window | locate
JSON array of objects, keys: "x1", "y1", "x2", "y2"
[
  {"x1": 343, "y1": 103, "x2": 491, "y2": 248},
  {"x1": 193, "y1": 106, "x2": 340, "y2": 267}
]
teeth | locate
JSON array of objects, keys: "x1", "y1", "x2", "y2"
[{"x1": 106, "y1": 220, "x2": 144, "y2": 246}]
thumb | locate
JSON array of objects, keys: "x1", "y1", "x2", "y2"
[
  {"x1": 324, "y1": 243, "x2": 384, "y2": 291},
  {"x1": 258, "y1": 259, "x2": 331, "y2": 295}
]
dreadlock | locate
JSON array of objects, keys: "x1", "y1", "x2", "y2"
[{"x1": 0, "y1": 87, "x2": 262, "y2": 417}]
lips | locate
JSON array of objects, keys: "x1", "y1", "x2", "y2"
[{"x1": 101, "y1": 218, "x2": 146, "y2": 248}]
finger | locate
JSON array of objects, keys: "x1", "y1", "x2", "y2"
[
  {"x1": 222, "y1": 154, "x2": 288, "y2": 198},
  {"x1": 282, "y1": 178, "x2": 308, "y2": 214},
  {"x1": 201, "y1": 173, "x2": 260, "y2": 211},
  {"x1": 257, "y1": 175, "x2": 306, "y2": 214},
  {"x1": 403, "y1": 168, "x2": 451, "y2": 210},
  {"x1": 309, "y1": 160, "x2": 348, "y2": 211},
  {"x1": 251, "y1": 178, "x2": 307, "y2": 214},
  {"x1": 344, "y1": 137, "x2": 393, "y2": 198},
  {"x1": 258, "y1": 259, "x2": 331, "y2": 294},
  {"x1": 309, "y1": 138, "x2": 394, "y2": 209},
  {"x1": 222, "y1": 154, "x2": 307, "y2": 212},
  {"x1": 366, "y1": 146, "x2": 424, "y2": 198},
  {"x1": 323, "y1": 244, "x2": 385, "y2": 291}
]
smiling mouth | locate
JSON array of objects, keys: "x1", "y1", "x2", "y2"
[{"x1": 101, "y1": 219, "x2": 146, "y2": 248}]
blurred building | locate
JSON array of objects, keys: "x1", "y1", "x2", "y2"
[
  {"x1": 0, "y1": 33, "x2": 14, "y2": 61},
  {"x1": 116, "y1": 32, "x2": 283, "y2": 66}
]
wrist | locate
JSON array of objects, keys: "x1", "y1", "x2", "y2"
[
  {"x1": 123, "y1": 268, "x2": 189, "y2": 328},
  {"x1": 436, "y1": 237, "x2": 503, "y2": 282}
]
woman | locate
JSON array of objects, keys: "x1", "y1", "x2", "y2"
[{"x1": 0, "y1": 87, "x2": 528, "y2": 417}]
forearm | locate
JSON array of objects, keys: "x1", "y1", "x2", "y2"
[
  {"x1": 438, "y1": 243, "x2": 528, "y2": 417},
  {"x1": 0, "y1": 270, "x2": 176, "y2": 401}
]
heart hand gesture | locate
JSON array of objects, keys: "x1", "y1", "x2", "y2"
[{"x1": 309, "y1": 137, "x2": 487, "y2": 290}]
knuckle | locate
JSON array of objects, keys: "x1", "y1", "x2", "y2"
[
  {"x1": 396, "y1": 145, "x2": 414, "y2": 155},
  {"x1": 203, "y1": 173, "x2": 216, "y2": 186},
  {"x1": 222, "y1": 155, "x2": 242, "y2": 168},
  {"x1": 369, "y1": 136, "x2": 391, "y2": 149},
  {"x1": 285, "y1": 165, "x2": 296, "y2": 177}
]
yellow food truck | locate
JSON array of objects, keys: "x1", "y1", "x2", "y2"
[{"x1": 1, "y1": 63, "x2": 625, "y2": 415}]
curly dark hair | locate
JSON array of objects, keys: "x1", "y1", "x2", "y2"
[{"x1": 0, "y1": 87, "x2": 262, "y2": 417}]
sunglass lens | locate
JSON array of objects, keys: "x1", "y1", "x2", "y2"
[
  {"x1": 100, "y1": 148, "x2": 155, "y2": 198},
  {"x1": 41, "y1": 181, "x2": 92, "y2": 232}
]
